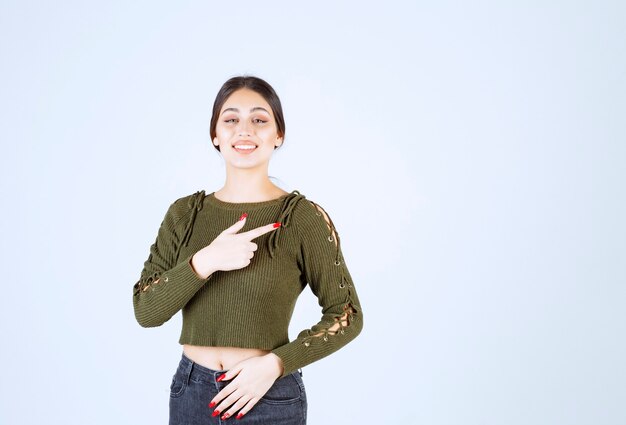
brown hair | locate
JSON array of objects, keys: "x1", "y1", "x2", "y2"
[{"x1": 210, "y1": 75, "x2": 286, "y2": 152}]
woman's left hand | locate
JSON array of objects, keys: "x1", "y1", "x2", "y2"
[{"x1": 208, "y1": 353, "x2": 284, "y2": 420}]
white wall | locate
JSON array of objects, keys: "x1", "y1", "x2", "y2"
[{"x1": 1, "y1": 1, "x2": 624, "y2": 424}]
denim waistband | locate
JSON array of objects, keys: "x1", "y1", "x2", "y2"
[
  {"x1": 177, "y1": 351, "x2": 302, "y2": 385},
  {"x1": 179, "y1": 351, "x2": 228, "y2": 379}
]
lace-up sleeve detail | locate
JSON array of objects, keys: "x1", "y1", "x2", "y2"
[
  {"x1": 132, "y1": 191, "x2": 214, "y2": 328},
  {"x1": 268, "y1": 190, "x2": 307, "y2": 258},
  {"x1": 270, "y1": 199, "x2": 364, "y2": 378}
]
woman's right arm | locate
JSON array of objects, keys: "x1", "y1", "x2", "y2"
[{"x1": 132, "y1": 199, "x2": 215, "y2": 328}]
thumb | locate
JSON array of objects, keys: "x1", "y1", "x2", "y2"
[{"x1": 220, "y1": 213, "x2": 248, "y2": 235}]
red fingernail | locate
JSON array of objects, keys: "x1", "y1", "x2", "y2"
[
  {"x1": 222, "y1": 412, "x2": 230, "y2": 419},
  {"x1": 236, "y1": 413, "x2": 244, "y2": 419},
  {"x1": 209, "y1": 401, "x2": 216, "y2": 408},
  {"x1": 239, "y1": 212, "x2": 247, "y2": 221},
  {"x1": 212, "y1": 410, "x2": 220, "y2": 417},
  {"x1": 273, "y1": 222, "x2": 281, "y2": 228},
  {"x1": 217, "y1": 373, "x2": 226, "y2": 382}
]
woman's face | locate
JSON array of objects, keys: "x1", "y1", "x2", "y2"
[{"x1": 214, "y1": 88, "x2": 282, "y2": 169}]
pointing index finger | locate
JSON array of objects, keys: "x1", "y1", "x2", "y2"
[{"x1": 240, "y1": 222, "x2": 281, "y2": 241}]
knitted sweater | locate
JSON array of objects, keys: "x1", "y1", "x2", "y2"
[{"x1": 132, "y1": 189, "x2": 363, "y2": 378}]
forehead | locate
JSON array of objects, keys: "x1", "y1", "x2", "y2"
[{"x1": 221, "y1": 89, "x2": 272, "y2": 115}]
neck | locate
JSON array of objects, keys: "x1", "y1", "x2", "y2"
[{"x1": 215, "y1": 175, "x2": 284, "y2": 203}]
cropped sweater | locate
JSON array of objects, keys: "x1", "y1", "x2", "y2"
[{"x1": 132, "y1": 189, "x2": 363, "y2": 379}]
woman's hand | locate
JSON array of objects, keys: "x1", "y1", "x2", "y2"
[
  {"x1": 208, "y1": 353, "x2": 284, "y2": 420},
  {"x1": 191, "y1": 214, "x2": 281, "y2": 278}
]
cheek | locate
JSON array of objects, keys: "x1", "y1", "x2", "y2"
[
  {"x1": 215, "y1": 126, "x2": 233, "y2": 136},
  {"x1": 257, "y1": 126, "x2": 279, "y2": 139},
  {"x1": 214, "y1": 129, "x2": 235, "y2": 146}
]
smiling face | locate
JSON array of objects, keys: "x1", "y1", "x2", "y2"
[{"x1": 213, "y1": 88, "x2": 283, "y2": 169}]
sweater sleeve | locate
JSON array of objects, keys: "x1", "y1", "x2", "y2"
[
  {"x1": 270, "y1": 199, "x2": 364, "y2": 378},
  {"x1": 132, "y1": 198, "x2": 214, "y2": 328}
]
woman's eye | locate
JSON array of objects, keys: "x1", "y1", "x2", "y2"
[{"x1": 224, "y1": 118, "x2": 267, "y2": 124}]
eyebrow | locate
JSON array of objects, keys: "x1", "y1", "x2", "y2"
[{"x1": 221, "y1": 107, "x2": 270, "y2": 115}]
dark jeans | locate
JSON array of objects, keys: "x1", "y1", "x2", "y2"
[{"x1": 169, "y1": 351, "x2": 307, "y2": 424}]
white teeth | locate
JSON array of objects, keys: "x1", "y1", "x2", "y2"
[{"x1": 234, "y1": 145, "x2": 256, "y2": 150}]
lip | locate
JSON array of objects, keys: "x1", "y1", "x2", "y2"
[
  {"x1": 232, "y1": 140, "x2": 258, "y2": 147},
  {"x1": 232, "y1": 140, "x2": 258, "y2": 155}
]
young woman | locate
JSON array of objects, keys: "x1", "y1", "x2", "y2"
[{"x1": 133, "y1": 75, "x2": 364, "y2": 424}]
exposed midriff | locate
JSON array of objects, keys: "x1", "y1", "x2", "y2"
[{"x1": 182, "y1": 345, "x2": 272, "y2": 371}]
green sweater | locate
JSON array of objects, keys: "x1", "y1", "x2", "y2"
[{"x1": 132, "y1": 189, "x2": 364, "y2": 378}]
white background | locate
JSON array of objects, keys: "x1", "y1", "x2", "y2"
[{"x1": 1, "y1": 1, "x2": 624, "y2": 424}]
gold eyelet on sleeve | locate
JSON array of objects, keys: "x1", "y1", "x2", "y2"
[{"x1": 297, "y1": 199, "x2": 360, "y2": 350}]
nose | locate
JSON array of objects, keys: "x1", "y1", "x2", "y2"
[{"x1": 237, "y1": 120, "x2": 252, "y2": 136}]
